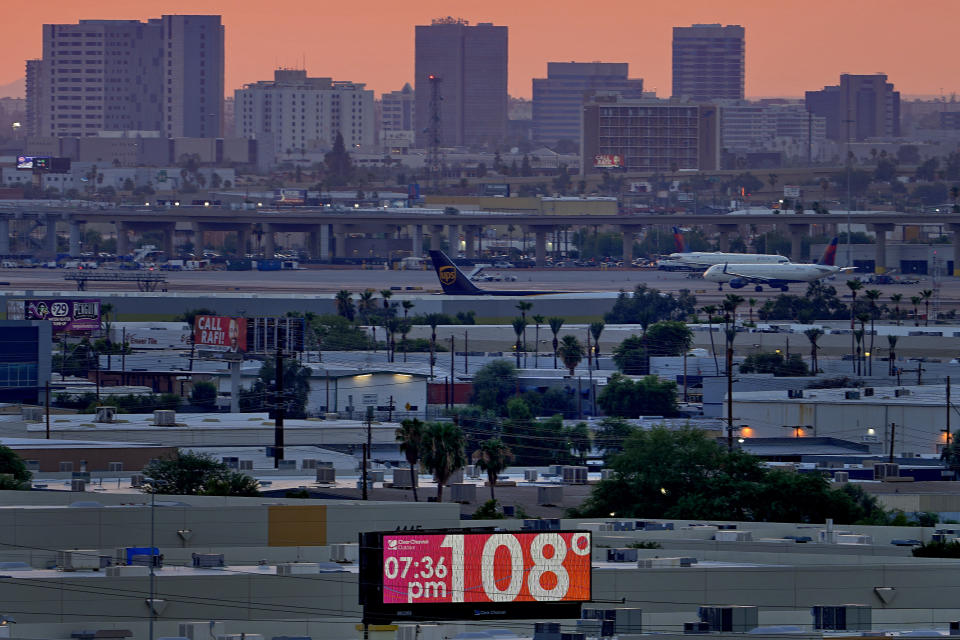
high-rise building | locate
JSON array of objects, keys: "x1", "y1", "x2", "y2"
[
  {"x1": 381, "y1": 83, "x2": 415, "y2": 148},
  {"x1": 581, "y1": 94, "x2": 720, "y2": 173},
  {"x1": 532, "y1": 62, "x2": 643, "y2": 146},
  {"x1": 24, "y1": 59, "x2": 42, "y2": 137},
  {"x1": 27, "y1": 15, "x2": 223, "y2": 139},
  {"x1": 414, "y1": 18, "x2": 507, "y2": 148},
  {"x1": 805, "y1": 74, "x2": 900, "y2": 142},
  {"x1": 235, "y1": 69, "x2": 374, "y2": 155},
  {"x1": 672, "y1": 24, "x2": 745, "y2": 102}
]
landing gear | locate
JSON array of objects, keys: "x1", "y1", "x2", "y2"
[
  {"x1": 717, "y1": 284, "x2": 724, "y2": 291},
  {"x1": 754, "y1": 285, "x2": 763, "y2": 292},
  {"x1": 780, "y1": 286, "x2": 789, "y2": 292}
]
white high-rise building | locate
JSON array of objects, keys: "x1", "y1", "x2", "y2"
[
  {"x1": 235, "y1": 69, "x2": 375, "y2": 155},
  {"x1": 29, "y1": 16, "x2": 223, "y2": 139},
  {"x1": 380, "y1": 83, "x2": 415, "y2": 149}
]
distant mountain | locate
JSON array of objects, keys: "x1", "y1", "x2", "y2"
[{"x1": 0, "y1": 77, "x2": 25, "y2": 99}]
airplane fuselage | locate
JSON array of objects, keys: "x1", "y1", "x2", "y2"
[
  {"x1": 703, "y1": 262, "x2": 844, "y2": 290},
  {"x1": 662, "y1": 252, "x2": 787, "y2": 270}
]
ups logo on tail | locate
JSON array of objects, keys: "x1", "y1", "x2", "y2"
[{"x1": 438, "y1": 266, "x2": 457, "y2": 285}]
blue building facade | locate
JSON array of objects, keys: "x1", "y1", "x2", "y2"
[
  {"x1": 532, "y1": 62, "x2": 643, "y2": 146},
  {"x1": 0, "y1": 321, "x2": 52, "y2": 405}
]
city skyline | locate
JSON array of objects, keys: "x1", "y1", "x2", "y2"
[{"x1": 1, "y1": 0, "x2": 957, "y2": 101}]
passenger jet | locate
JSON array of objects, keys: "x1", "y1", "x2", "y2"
[{"x1": 703, "y1": 238, "x2": 854, "y2": 292}]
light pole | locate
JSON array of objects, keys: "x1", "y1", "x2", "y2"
[{"x1": 143, "y1": 477, "x2": 166, "y2": 640}]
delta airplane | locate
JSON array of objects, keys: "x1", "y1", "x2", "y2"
[
  {"x1": 428, "y1": 250, "x2": 562, "y2": 296},
  {"x1": 657, "y1": 227, "x2": 788, "y2": 270},
  {"x1": 703, "y1": 237, "x2": 854, "y2": 292}
]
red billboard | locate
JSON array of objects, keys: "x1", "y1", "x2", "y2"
[
  {"x1": 193, "y1": 316, "x2": 247, "y2": 353},
  {"x1": 381, "y1": 531, "x2": 591, "y2": 605},
  {"x1": 594, "y1": 154, "x2": 623, "y2": 168}
]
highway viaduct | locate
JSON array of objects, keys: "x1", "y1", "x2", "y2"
[{"x1": 2, "y1": 205, "x2": 960, "y2": 274}]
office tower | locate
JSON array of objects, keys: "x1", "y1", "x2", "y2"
[
  {"x1": 381, "y1": 83, "x2": 415, "y2": 148},
  {"x1": 532, "y1": 62, "x2": 643, "y2": 146},
  {"x1": 235, "y1": 69, "x2": 375, "y2": 154},
  {"x1": 24, "y1": 59, "x2": 42, "y2": 137},
  {"x1": 581, "y1": 94, "x2": 720, "y2": 172},
  {"x1": 672, "y1": 24, "x2": 745, "y2": 102},
  {"x1": 26, "y1": 15, "x2": 222, "y2": 139},
  {"x1": 805, "y1": 73, "x2": 900, "y2": 142},
  {"x1": 160, "y1": 15, "x2": 225, "y2": 138},
  {"x1": 414, "y1": 18, "x2": 508, "y2": 148}
]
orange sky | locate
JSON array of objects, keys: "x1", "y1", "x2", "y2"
[{"x1": 2, "y1": 0, "x2": 955, "y2": 100}]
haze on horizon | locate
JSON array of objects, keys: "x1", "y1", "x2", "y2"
[{"x1": 2, "y1": 0, "x2": 955, "y2": 100}]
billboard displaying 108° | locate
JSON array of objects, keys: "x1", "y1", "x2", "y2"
[{"x1": 360, "y1": 529, "x2": 591, "y2": 623}]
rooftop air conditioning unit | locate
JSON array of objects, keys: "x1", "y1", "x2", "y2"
[
  {"x1": 844, "y1": 391, "x2": 861, "y2": 400},
  {"x1": 834, "y1": 471, "x2": 849, "y2": 484},
  {"x1": 861, "y1": 434, "x2": 879, "y2": 443},
  {"x1": 70, "y1": 479, "x2": 86, "y2": 492},
  {"x1": 153, "y1": 410, "x2": 176, "y2": 426},
  {"x1": 105, "y1": 565, "x2": 150, "y2": 577},
  {"x1": 276, "y1": 563, "x2": 321, "y2": 576},
  {"x1": 315, "y1": 467, "x2": 335, "y2": 483},
  {"x1": 21, "y1": 406, "x2": 43, "y2": 422},
  {"x1": 874, "y1": 462, "x2": 899, "y2": 480},
  {"x1": 538, "y1": 485, "x2": 564, "y2": 506},
  {"x1": 863, "y1": 387, "x2": 875, "y2": 396},
  {"x1": 698, "y1": 605, "x2": 759, "y2": 632},
  {"x1": 524, "y1": 469, "x2": 539, "y2": 482},
  {"x1": 57, "y1": 550, "x2": 109, "y2": 571},
  {"x1": 95, "y1": 406, "x2": 116, "y2": 423},
  {"x1": 179, "y1": 622, "x2": 225, "y2": 640},
  {"x1": 787, "y1": 389, "x2": 804, "y2": 399},
  {"x1": 330, "y1": 543, "x2": 358, "y2": 563},
  {"x1": 895, "y1": 388, "x2": 911, "y2": 397},
  {"x1": 301, "y1": 459, "x2": 318, "y2": 470},
  {"x1": 191, "y1": 553, "x2": 225, "y2": 568},
  {"x1": 562, "y1": 466, "x2": 588, "y2": 485},
  {"x1": 811, "y1": 605, "x2": 872, "y2": 631},
  {"x1": 450, "y1": 483, "x2": 476, "y2": 504}
]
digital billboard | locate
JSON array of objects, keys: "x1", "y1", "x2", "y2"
[
  {"x1": 360, "y1": 529, "x2": 591, "y2": 623},
  {"x1": 193, "y1": 316, "x2": 247, "y2": 353},
  {"x1": 594, "y1": 154, "x2": 623, "y2": 169},
  {"x1": 22, "y1": 299, "x2": 101, "y2": 333},
  {"x1": 273, "y1": 188, "x2": 307, "y2": 205},
  {"x1": 16, "y1": 156, "x2": 50, "y2": 170}
]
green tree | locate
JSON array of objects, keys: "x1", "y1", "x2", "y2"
[
  {"x1": 0, "y1": 445, "x2": 31, "y2": 489},
  {"x1": 910, "y1": 295, "x2": 922, "y2": 326},
  {"x1": 473, "y1": 438, "x2": 514, "y2": 501},
  {"x1": 335, "y1": 290, "x2": 355, "y2": 321},
  {"x1": 421, "y1": 422, "x2": 467, "y2": 502},
  {"x1": 644, "y1": 321, "x2": 693, "y2": 357},
  {"x1": 557, "y1": 335, "x2": 584, "y2": 376},
  {"x1": 142, "y1": 452, "x2": 257, "y2": 495},
  {"x1": 739, "y1": 352, "x2": 809, "y2": 376},
  {"x1": 512, "y1": 317, "x2": 527, "y2": 368},
  {"x1": 324, "y1": 132, "x2": 354, "y2": 185},
  {"x1": 612, "y1": 335, "x2": 648, "y2": 375},
  {"x1": 605, "y1": 284, "x2": 697, "y2": 325},
  {"x1": 548, "y1": 317, "x2": 564, "y2": 369},
  {"x1": 597, "y1": 373, "x2": 679, "y2": 418},
  {"x1": 564, "y1": 422, "x2": 592, "y2": 464},
  {"x1": 189, "y1": 381, "x2": 218, "y2": 409},
  {"x1": 594, "y1": 417, "x2": 635, "y2": 459},
  {"x1": 396, "y1": 418, "x2": 425, "y2": 502},
  {"x1": 920, "y1": 289, "x2": 933, "y2": 326},
  {"x1": 202, "y1": 472, "x2": 261, "y2": 496},
  {"x1": 471, "y1": 360, "x2": 519, "y2": 414},
  {"x1": 552, "y1": 164, "x2": 572, "y2": 195},
  {"x1": 239, "y1": 359, "x2": 311, "y2": 418},
  {"x1": 889, "y1": 293, "x2": 903, "y2": 325}
]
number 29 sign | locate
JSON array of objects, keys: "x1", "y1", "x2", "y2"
[{"x1": 382, "y1": 531, "x2": 591, "y2": 605}]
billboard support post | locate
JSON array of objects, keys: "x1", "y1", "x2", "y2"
[
  {"x1": 274, "y1": 345, "x2": 284, "y2": 468},
  {"x1": 230, "y1": 360, "x2": 241, "y2": 414}
]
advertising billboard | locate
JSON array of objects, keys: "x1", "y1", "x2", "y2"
[
  {"x1": 273, "y1": 188, "x2": 307, "y2": 205},
  {"x1": 193, "y1": 316, "x2": 247, "y2": 353},
  {"x1": 783, "y1": 185, "x2": 802, "y2": 199},
  {"x1": 20, "y1": 299, "x2": 101, "y2": 333},
  {"x1": 594, "y1": 154, "x2": 623, "y2": 169},
  {"x1": 360, "y1": 529, "x2": 591, "y2": 623},
  {"x1": 247, "y1": 316, "x2": 306, "y2": 353},
  {"x1": 16, "y1": 156, "x2": 50, "y2": 170}
]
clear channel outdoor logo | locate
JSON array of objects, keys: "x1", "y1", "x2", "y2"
[{"x1": 387, "y1": 538, "x2": 429, "y2": 550}]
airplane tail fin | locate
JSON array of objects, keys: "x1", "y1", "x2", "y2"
[
  {"x1": 819, "y1": 237, "x2": 839, "y2": 266},
  {"x1": 428, "y1": 250, "x2": 484, "y2": 295},
  {"x1": 672, "y1": 226, "x2": 688, "y2": 253}
]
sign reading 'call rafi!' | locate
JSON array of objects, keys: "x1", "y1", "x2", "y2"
[{"x1": 193, "y1": 315, "x2": 247, "y2": 353}]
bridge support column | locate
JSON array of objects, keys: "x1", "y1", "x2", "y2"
[
  {"x1": 69, "y1": 222, "x2": 82, "y2": 258},
  {"x1": 447, "y1": 225, "x2": 459, "y2": 255},
  {"x1": 0, "y1": 218, "x2": 9, "y2": 254},
  {"x1": 464, "y1": 226, "x2": 477, "y2": 259},
  {"x1": 787, "y1": 223, "x2": 809, "y2": 262},
  {"x1": 716, "y1": 224, "x2": 738, "y2": 253},
  {"x1": 534, "y1": 227, "x2": 549, "y2": 267},
  {"x1": 620, "y1": 225, "x2": 641, "y2": 264},
  {"x1": 42, "y1": 218, "x2": 57, "y2": 258},
  {"x1": 411, "y1": 224, "x2": 423, "y2": 258},
  {"x1": 871, "y1": 223, "x2": 894, "y2": 274},
  {"x1": 238, "y1": 226, "x2": 251, "y2": 257},
  {"x1": 951, "y1": 224, "x2": 960, "y2": 276},
  {"x1": 162, "y1": 223, "x2": 175, "y2": 258},
  {"x1": 428, "y1": 225, "x2": 443, "y2": 252},
  {"x1": 263, "y1": 224, "x2": 275, "y2": 258},
  {"x1": 116, "y1": 222, "x2": 130, "y2": 257}
]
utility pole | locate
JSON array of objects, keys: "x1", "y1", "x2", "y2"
[
  {"x1": 362, "y1": 406, "x2": 372, "y2": 500},
  {"x1": 450, "y1": 335, "x2": 455, "y2": 405},
  {"x1": 726, "y1": 342, "x2": 734, "y2": 452},
  {"x1": 273, "y1": 345, "x2": 285, "y2": 468},
  {"x1": 45, "y1": 382, "x2": 50, "y2": 439},
  {"x1": 464, "y1": 330, "x2": 468, "y2": 374},
  {"x1": 889, "y1": 422, "x2": 896, "y2": 463},
  {"x1": 947, "y1": 377, "x2": 952, "y2": 447}
]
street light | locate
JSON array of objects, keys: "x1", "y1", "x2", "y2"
[{"x1": 142, "y1": 477, "x2": 167, "y2": 640}]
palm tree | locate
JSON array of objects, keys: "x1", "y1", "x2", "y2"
[
  {"x1": 910, "y1": 295, "x2": 922, "y2": 327},
  {"x1": 589, "y1": 321, "x2": 605, "y2": 368},
  {"x1": 401, "y1": 300, "x2": 415, "y2": 320},
  {"x1": 890, "y1": 293, "x2": 903, "y2": 326},
  {"x1": 532, "y1": 314, "x2": 545, "y2": 368},
  {"x1": 396, "y1": 418, "x2": 424, "y2": 502},
  {"x1": 747, "y1": 298, "x2": 757, "y2": 325},
  {"x1": 701, "y1": 305, "x2": 720, "y2": 375},
  {"x1": 856, "y1": 313, "x2": 870, "y2": 376},
  {"x1": 512, "y1": 317, "x2": 527, "y2": 368},
  {"x1": 722, "y1": 294, "x2": 744, "y2": 351},
  {"x1": 920, "y1": 289, "x2": 933, "y2": 326},
  {"x1": 803, "y1": 328, "x2": 823, "y2": 374},
  {"x1": 421, "y1": 422, "x2": 467, "y2": 502},
  {"x1": 557, "y1": 334, "x2": 585, "y2": 376},
  {"x1": 359, "y1": 289, "x2": 377, "y2": 347},
  {"x1": 887, "y1": 335, "x2": 898, "y2": 377},
  {"x1": 399, "y1": 319, "x2": 412, "y2": 362},
  {"x1": 384, "y1": 317, "x2": 401, "y2": 363},
  {"x1": 425, "y1": 313, "x2": 442, "y2": 378},
  {"x1": 335, "y1": 290, "x2": 355, "y2": 321},
  {"x1": 548, "y1": 317, "x2": 565, "y2": 369},
  {"x1": 516, "y1": 301, "x2": 533, "y2": 366},
  {"x1": 864, "y1": 289, "x2": 881, "y2": 376},
  {"x1": 380, "y1": 289, "x2": 393, "y2": 313},
  {"x1": 846, "y1": 278, "x2": 863, "y2": 371},
  {"x1": 473, "y1": 438, "x2": 513, "y2": 502}
]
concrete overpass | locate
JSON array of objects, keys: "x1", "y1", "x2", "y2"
[{"x1": 3, "y1": 204, "x2": 960, "y2": 274}]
